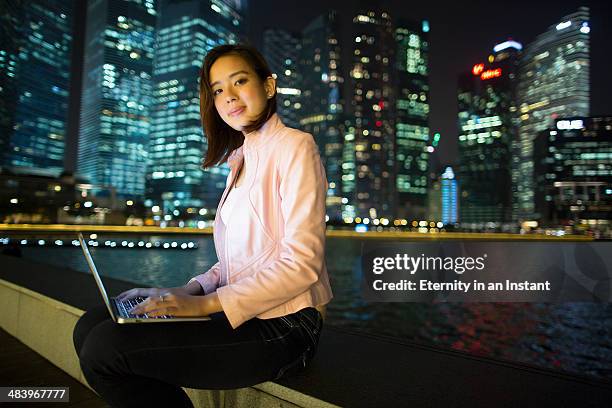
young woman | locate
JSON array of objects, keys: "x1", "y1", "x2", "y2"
[{"x1": 73, "y1": 44, "x2": 333, "y2": 407}]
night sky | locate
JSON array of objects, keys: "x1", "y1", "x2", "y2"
[{"x1": 249, "y1": 0, "x2": 612, "y2": 170}]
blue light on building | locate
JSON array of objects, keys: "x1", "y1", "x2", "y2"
[
  {"x1": 441, "y1": 166, "x2": 458, "y2": 224},
  {"x1": 422, "y1": 20, "x2": 430, "y2": 33},
  {"x1": 355, "y1": 224, "x2": 368, "y2": 232}
]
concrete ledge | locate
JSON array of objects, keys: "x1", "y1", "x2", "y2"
[
  {"x1": 0, "y1": 279, "x2": 85, "y2": 383},
  {"x1": 0, "y1": 279, "x2": 339, "y2": 408}
]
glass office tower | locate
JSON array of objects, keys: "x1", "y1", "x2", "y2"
[
  {"x1": 0, "y1": 1, "x2": 23, "y2": 167},
  {"x1": 263, "y1": 28, "x2": 302, "y2": 130},
  {"x1": 77, "y1": 0, "x2": 157, "y2": 198},
  {"x1": 146, "y1": 0, "x2": 245, "y2": 216},
  {"x1": 346, "y1": 9, "x2": 395, "y2": 222},
  {"x1": 533, "y1": 116, "x2": 611, "y2": 234},
  {"x1": 394, "y1": 18, "x2": 430, "y2": 220},
  {"x1": 515, "y1": 7, "x2": 590, "y2": 221},
  {"x1": 441, "y1": 166, "x2": 458, "y2": 225},
  {"x1": 3, "y1": 0, "x2": 73, "y2": 176},
  {"x1": 299, "y1": 11, "x2": 345, "y2": 222},
  {"x1": 458, "y1": 41, "x2": 520, "y2": 226}
]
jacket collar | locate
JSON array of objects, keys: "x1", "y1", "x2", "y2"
[
  {"x1": 243, "y1": 113, "x2": 284, "y2": 149},
  {"x1": 227, "y1": 146, "x2": 243, "y2": 170},
  {"x1": 227, "y1": 113, "x2": 284, "y2": 170}
]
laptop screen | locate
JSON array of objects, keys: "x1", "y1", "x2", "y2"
[{"x1": 78, "y1": 233, "x2": 117, "y2": 322}]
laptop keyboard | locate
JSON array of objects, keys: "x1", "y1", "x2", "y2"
[{"x1": 116, "y1": 296, "x2": 172, "y2": 319}]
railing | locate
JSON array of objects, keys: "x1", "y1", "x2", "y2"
[{"x1": 0, "y1": 223, "x2": 594, "y2": 241}]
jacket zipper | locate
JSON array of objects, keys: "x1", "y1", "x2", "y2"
[{"x1": 223, "y1": 159, "x2": 243, "y2": 285}]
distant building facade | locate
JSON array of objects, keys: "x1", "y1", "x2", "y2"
[
  {"x1": 533, "y1": 116, "x2": 611, "y2": 232},
  {"x1": 263, "y1": 28, "x2": 302, "y2": 129},
  {"x1": 394, "y1": 18, "x2": 430, "y2": 221},
  {"x1": 77, "y1": 0, "x2": 157, "y2": 198},
  {"x1": 441, "y1": 166, "x2": 458, "y2": 225},
  {"x1": 458, "y1": 40, "x2": 520, "y2": 225},
  {"x1": 345, "y1": 9, "x2": 396, "y2": 222},
  {"x1": 299, "y1": 11, "x2": 345, "y2": 221},
  {"x1": 515, "y1": 7, "x2": 590, "y2": 221},
  {"x1": 146, "y1": 0, "x2": 245, "y2": 215},
  {"x1": 2, "y1": 0, "x2": 74, "y2": 177}
]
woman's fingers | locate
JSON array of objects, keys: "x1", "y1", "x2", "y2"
[
  {"x1": 116, "y1": 288, "x2": 140, "y2": 302},
  {"x1": 117, "y1": 287, "x2": 189, "y2": 304},
  {"x1": 128, "y1": 293, "x2": 205, "y2": 317},
  {"x1": 129, "y1": 293, "x2": 171, "y2": 315},
  {"x1": 117, "y1": 287, "x2": 157, "y2": 302},
  {"x1": 147, "y1": 306, "x2": 177, "y2": 317},
  {"x1": 129, "y1": 291, "x2": 184, "y2": 316}
]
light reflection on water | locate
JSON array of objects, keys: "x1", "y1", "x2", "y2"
[{"x1": 19, "y1": 235, "x2": 612, "y2": 382}]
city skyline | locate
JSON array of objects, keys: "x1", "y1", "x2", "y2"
[
  {"x1": 58, "y1": 1, "x2": 611, "y2": 173},
  {"x1": 1, "y1": 0, "x2": 610, "y2": 231},
  {"x1": 59, "y1": 1, "x2": 612, "y2": 172},
  {"x1": 250, "y1": 0, "x2": 612, "y2": 168}
]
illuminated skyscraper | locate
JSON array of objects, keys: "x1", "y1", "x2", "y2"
[
  {"x1": 263, "y1": 28, "x2": 302, "y2": 129},
  {"x1": 515, "y1": 7, "x2": 590, "y2": 221},
  {"x1": 533, "y1": 116, "x2": 611, "y2": 230},
  {"x1": 0, "y1": 1, "x2": 22, "y2": 167},
  {"x1": 394, "y1": 18, "x2": 430, "y2": 220},
  {"x1": 3, "y1": 0, "x2": 73, "y2": 176},
  {"x1": 146, "y1": 0, "x2": 245, "y2": 215},
  {"x1": 441, "y1": 166, "x2": 458, "y2": 225},
  {"x1": 457, "y1": 40, "x2": 520, "y2": 225},
  {"x1": 345, "y1": 9, "x2": 395, "y2": 221},
  {"x1": 299, "y1": 11, "x2": 345, "y2": 221},
  {"x1": 77, "y1": 0, "x2": 157, "y2": 198}
]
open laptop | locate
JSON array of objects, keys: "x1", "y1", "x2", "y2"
[{"x1": 78, "y1": 233, "x2": 211, "y2": 323}]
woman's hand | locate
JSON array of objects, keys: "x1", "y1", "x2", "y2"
[
  {"x1": 128, "y1": 292, "x2": 208, "y2": 317},
  {"x1": 116, "y1": 287, "x2": 188, "y2": 303}
]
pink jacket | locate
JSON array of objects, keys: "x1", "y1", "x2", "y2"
[{"x1": 189, "y1": 113, "x2": 333, "y2": 328}]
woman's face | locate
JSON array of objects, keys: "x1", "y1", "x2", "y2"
[{"x1": 209, "y1": 54, "x2": 275, "y2": 132}]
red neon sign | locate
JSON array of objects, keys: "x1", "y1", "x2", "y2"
[
  {"x1": 480, "y1": 68, "x2": 502, "y2": 80},
  {"x1": 472, "y1": 63, "x2": 484, "y2": 75}
]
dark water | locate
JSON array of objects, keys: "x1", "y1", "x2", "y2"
[{"x1": 15, "y1": 234, "x2": 612, "y2": 382}]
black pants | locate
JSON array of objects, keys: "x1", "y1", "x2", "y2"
[{"x1": 73, "y1": 304, "x2": 323, "y2": 408}]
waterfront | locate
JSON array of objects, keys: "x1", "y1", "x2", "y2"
[{"x1": 12, "y1": 234, "x2": 612, "y2": 382}]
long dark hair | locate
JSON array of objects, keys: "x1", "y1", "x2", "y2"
[{"x1": 199, "y1": 44, "x2": 277, "y2": 169}]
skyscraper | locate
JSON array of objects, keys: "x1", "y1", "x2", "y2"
[
  {"x1": 299, "y1": 11, "x2": 345, "y2": 222},
  {"x1": 457, "y1": 40, "x2": 520, "y2": 226},
  {"x1": 77, "y1": 0, "x2": 157, "y2": 198},
  {"x1": 515, "y1": 7, "x2": 590, "y2": 221},
  {"x1": 441, "y1": 166, "x2": 458, "y2": 225},
  {"x1": 394, "y1": 18, "x2": 430, "y2": 220},
  {"x1": 3, "y1": 0, "x2": 74, "y2": 176},
  {"x1": 0, "y1": 1, "x2": 23, "y2": 167},
  {"x1": 533, "y1": 116, "x2": 611, "y2": 232},
  {"x1": 345, "y1": 9, "x2": 395, "y2": 222},
  {"x1": 146, "y1": 0, "x2": 245, "y2": 216},
  {"x1": 262, "y1": 28, "x2": 302, "y2": 130}
]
